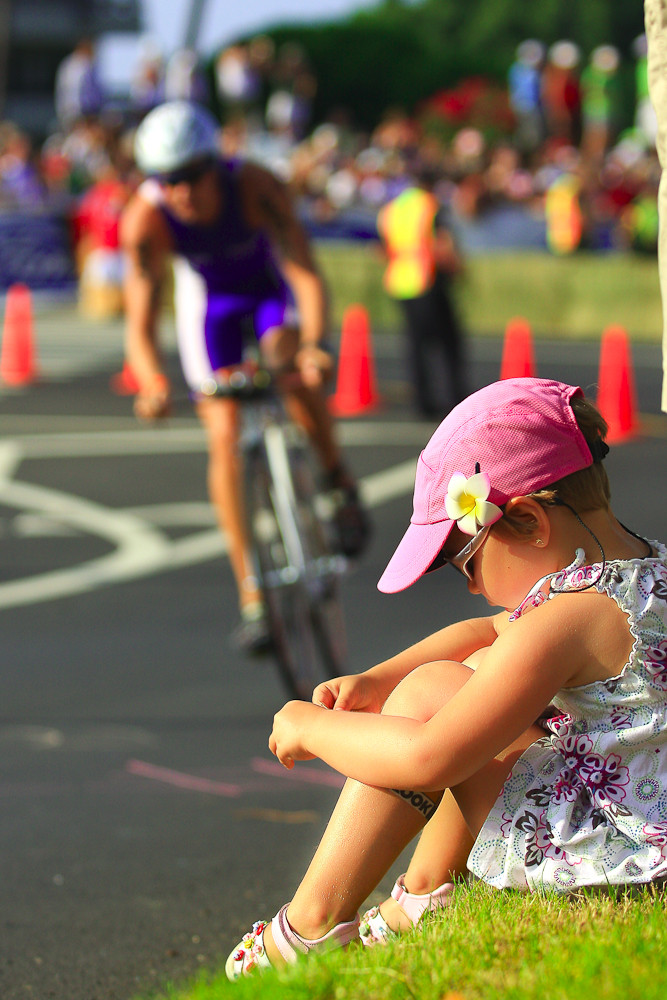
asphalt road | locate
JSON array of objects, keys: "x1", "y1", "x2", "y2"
[{"x1": 0, "y1": 313, "x2": 666, "y2": 1000}]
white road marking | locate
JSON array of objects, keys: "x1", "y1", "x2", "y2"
[
  {"x1": 0, "y1": 440, "x2": 22, "y2": 480},
  {"x1": 0, "y1": 476, "x2": 173, "y2": 608},
  {"x1": 359, "y1": 458, "x2": 416, "y2": 507},
  {"x1": 12, "y1": 513, "x2": 81, "y2": 537},
  {"x1": 122, "y1": 502, "x2": 216, "y2": 527},
  {"x1": 0, "y1": 724, "x2": 159, "y2": 752},
  {"x1": 11, "y1": 420, "x2": 430, "y2": 459},
  {"x1": 0, "y1": 425, "x2": 418, "y2": 610},
  {"x1": 0, "y1": 725, "x2": 65, "y2": 749}
]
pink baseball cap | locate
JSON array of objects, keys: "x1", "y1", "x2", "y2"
[{"x1": 378, "y1": 378, "x2": 597, "y2": 594}]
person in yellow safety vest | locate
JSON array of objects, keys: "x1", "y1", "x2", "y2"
[
  {"x1": 377, "y1": 165, "x2": 469, "y2": 419},
  {"x1": 544, "y1": 171, "x2": 584, "y2": 255}
]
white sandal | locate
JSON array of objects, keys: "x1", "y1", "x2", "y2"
[
  {"x1": 359, "y1": 874, "x2": 455, "y2": 946},
  {"x1": 225, "y1": 903, "x2": 360, "y2": 980}
]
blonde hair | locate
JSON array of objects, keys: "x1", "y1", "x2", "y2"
[{"x1": 498, "y1": 395, "x2": 610, "y2": 537}]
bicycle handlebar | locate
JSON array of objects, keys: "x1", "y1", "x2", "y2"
[
  {"x1": 196, "y1": 364, "x2": 311, "y2": 401},
  {"x1": 197, "y1": 368, "x2": 274, "y2": 401}
]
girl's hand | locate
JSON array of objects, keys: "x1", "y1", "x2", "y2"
[
  {"x1": 269, "y1": 701, "x2": 320, "y2": 769},
  {"x1": 312, "y1": 673, "x2": 385, "y2": 714}
]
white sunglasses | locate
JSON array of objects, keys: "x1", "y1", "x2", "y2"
[{"x1": 445, "y1": 524, "x2": 492, "y2": 580}]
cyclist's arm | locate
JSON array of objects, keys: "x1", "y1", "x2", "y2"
[
  {"x1": 120, "y1": 195, "x2": 170, "y2": 397},
  {"x1": 241, "y1": 163, "x2": 328, "y2": 349}
]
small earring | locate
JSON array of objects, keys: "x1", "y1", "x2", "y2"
[{"x1": 535, "y1": 538, "x2": 544, "y2": 547}]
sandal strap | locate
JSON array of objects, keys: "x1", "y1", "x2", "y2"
[
  {"x1": 271, "y1": 904, "x2": 360, "y2": 963},
  {"x1": 225, "y1": 919, "x2": 273, "y2": 980},
  {"x1": 391, "y1": 874, "x2": 455, "y2": 924},
  {"x1": 359, "y1": 904, "x2": 393, "y2": 946}
]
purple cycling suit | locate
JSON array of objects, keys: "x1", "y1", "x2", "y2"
[{"x1": 140, "y1": 159, "x2": 295, "y2": 390}]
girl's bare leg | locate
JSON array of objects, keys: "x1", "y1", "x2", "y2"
[
  {"x1": 357, "y1": 661, "x2": 478, "y2": 936},
  {"x1": 261, "y1": 659, "x2": 544, "y2": 966},
  {"x1": 451, "y1": 722, "x2": 546, "y2": 837},
  {"x1": 377, "y1": 721, "x2": 544, "y2": 933},
  {"x1": 261, "y1": 660, "x2": 472, "y2": 965},
  {"x1": 377, "y1": 790, "x2": 473, "y2": 933},
  {"x1": 284, "y1": 779, "x2": 433, "y2": 934}
]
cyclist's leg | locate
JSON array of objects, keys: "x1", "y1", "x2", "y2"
[
  {"x1": 259, "y1": 320, "x2": 342, "y2": 471},
  {"x1": 257, "y1": 305, "x2": 371, "y2": 557},
  {"x1": 195, "y1": 394, "x2": 259, "y2": 606},
  {"x1": 175, "y1": 277, "x2": 267, "y2": 640}
]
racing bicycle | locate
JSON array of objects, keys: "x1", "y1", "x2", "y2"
[{"x1": 199, "y1": 363, "x2": 348, "y2": 701}]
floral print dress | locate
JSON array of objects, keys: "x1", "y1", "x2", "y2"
[{"x1": 468, "y1": 541, "x2": 667, "y2": 892}]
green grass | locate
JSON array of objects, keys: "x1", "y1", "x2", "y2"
[
  {"x1": 139, "y1": 880, "x2": 667, "y2": 1000},
  {"x1": 315, "y1": 244, "x2": 664, "y2": 342}
]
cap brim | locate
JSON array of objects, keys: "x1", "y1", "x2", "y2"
[{"x1": 377, "y1": 518, "x2": 454, "y2": 594}]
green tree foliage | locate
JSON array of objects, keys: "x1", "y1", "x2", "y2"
[{"x1": 222, "y1": 0, "x2": 646, "y2": 131}]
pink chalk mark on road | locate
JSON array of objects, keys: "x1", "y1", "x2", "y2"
[
  {"x1": 124, "y1": 757, "x2": 344, "y2": 799},
  {"x1": 251, "y1": 757, "x2": 345, "y2": 788},
  {"x1": 126, "y1": 759, "x2": 242, "y2": 797}
]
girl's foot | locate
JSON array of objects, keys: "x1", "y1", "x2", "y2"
[
  {"x1": 225, "y1": 904, "x2": 360, "y2": 979},
  {"x1": 359, "y1": 874, "x2": 455, "y2": 946}
]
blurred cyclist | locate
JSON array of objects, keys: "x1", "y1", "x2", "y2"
[{"x1": 120, "y1": 100, "x2": 370, "y2": 652}]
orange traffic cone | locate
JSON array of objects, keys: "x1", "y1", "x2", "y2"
[
  {"x1": 500, "y1": 317, "x2": 536, "y2": 380},
  {"x1": 329, "y1": 304, "x2": 381, "y2": 416},
  {"x1": 596, "y1": 325, "x2": 640, "y2": 443},
  {"x1": 0, "y1": 283, "x2": 38, "y2": 386},
  {"x1": 110, "y1": 362, "x2": 140, "y2": 395}
]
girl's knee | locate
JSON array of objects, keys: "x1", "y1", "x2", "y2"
[{"x1": 382, "y1": 660, "x2": 472, "y2": 722}]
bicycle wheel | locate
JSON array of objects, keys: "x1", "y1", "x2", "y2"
[
  {"x1": 244, "y1": 425, "x2": 347, "y2": 700},
  {"x1": 283, "y1": 430, "x2": 347, "y2": 679}
]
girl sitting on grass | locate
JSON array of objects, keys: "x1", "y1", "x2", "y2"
[{"x1": 226, "y1": 376, "x2": 667, "y2": 979}]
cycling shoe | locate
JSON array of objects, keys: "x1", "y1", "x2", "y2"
[
  {"x1": 233, "y1": 602, "x2": 272, "y2": 654},
  {"x1": 329, "y1": 484, "x2": 372, "y2": 557}
]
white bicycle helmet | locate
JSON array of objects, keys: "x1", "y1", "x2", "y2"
[{"x1": 134, "y1": 100, "x2": 220, "y2": 175}]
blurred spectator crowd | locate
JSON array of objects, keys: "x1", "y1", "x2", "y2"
[{"x1": 0, "y1": 31, "x2": 660, "y2": 307}]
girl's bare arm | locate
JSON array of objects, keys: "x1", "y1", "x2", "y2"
[
  {"x1": 273, "y1": 597, "x2": 606, "y2": 785},
  {"x1": 313, "y1": 613, "x2": 505, "y2": 711}
]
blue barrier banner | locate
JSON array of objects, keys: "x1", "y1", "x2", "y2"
[{"x1": 0, "y1": 212, "x2": 77, "y2": 291}]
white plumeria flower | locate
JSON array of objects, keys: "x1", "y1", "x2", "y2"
[{"x1": 445, "y1": 472, "x2": 503, "y2": 536}]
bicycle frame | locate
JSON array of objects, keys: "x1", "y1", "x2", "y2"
[{"x1": 201, "y1": 367, "x2": 348, "y2": 698}]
